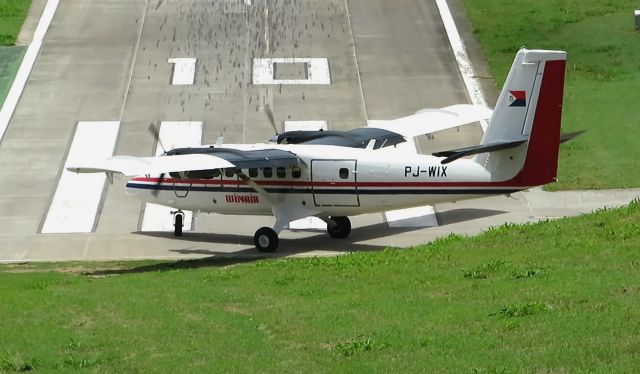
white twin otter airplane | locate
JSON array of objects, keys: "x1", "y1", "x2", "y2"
[{"x1": 70, "y1": 49, "x2": 579, "y2": 252}]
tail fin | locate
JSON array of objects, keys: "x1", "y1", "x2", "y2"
[{"x1": 475, "y1": 48, "x2": 566, "y2": 187}]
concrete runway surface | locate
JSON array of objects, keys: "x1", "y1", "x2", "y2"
[{"x1": 0, "y1": 0, "x2": 637, "y2": 262}]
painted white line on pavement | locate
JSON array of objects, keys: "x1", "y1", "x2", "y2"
[
  {"x1": 284, "y1": 120, "x2": 328, "y2": 132},
  {"x1": 435, "y1": 0, "x2": 489, "y2": 132},
  {"x1": 368, "y1": 120, "x2": 437, "y2": 228},
  {"x1": 140, "y1": 121, "x2": 203, "y2": 232},
  {"x1": 168, "y1": 58, "x2": 197, "y2": 85},
  {"x1": 289, "y1": 217, "x2": 326, "y2": 231},
  {"x1": 253, "y1": 58, "x2": 331, "y2": 85},
  {"x1": 367, "y1": 120, "x2": 418, "y2": 154},
  {"x1": 284, "y1": 120, "x2": 329, "y2": 230},
  {"x1": 41, "y1": 121, "x2": 120, "y2": 233},
  {"x1": 385, "y1": 206, "x2": 438, "y2": 228},
  {"x1": 0, "y1": 0, "x2": 60, "y2": 143}
]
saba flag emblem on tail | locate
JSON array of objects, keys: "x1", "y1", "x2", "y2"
[{"x1": 508, "y1": 90, "x2": 526, "y2": 107}]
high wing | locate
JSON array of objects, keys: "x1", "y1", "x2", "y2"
[
  {"x1": 367, "y1": 104, "x2": 492, "y2": 138},
  {"x1": 67, "y1": 149, "x2": 301, "y2": 177}
]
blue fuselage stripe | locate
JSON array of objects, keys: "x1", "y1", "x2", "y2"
[{"x1": 126, "y1": 183, "x2": 520, "y2": 196}]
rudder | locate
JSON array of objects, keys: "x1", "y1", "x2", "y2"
[{"x1": 476, "y1": 48, "x2": 567, "y2": 187}]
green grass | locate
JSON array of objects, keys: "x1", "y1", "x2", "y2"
[
  {"x1": 0, "y1": 46, "x2": 25, "y2": 105},
  {"x1": 0, "y1": 0, "x2": 32, "y2": 46},
  {"x1": 0, "y1": 0, "x2": 30, "y2": 108},
  {"x1": 1, "y1": 200, "x2": 639, "y2": 372},
  {"x1": 462, "y1": 0, "x2": 640, "y2": 190}
]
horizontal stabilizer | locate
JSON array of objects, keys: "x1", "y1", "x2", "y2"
[
  {"x1": 560, "y1": 130, "x2": 586, "y2": 144},
  {"x1": 434, "y1": 139, "x2": 527, "y2": 164}
]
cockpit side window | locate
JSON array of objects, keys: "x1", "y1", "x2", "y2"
[{"x1": 339, "y1": 168, "x2": 349, "y2": 179}]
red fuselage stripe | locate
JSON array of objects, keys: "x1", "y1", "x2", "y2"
[{"x1": 130, "y1": 177, "x2": 528, "y2": 188}]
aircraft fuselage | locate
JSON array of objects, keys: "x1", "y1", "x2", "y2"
[{"x1": 125, "y1": 143, "x2": 523, "y2": 218}]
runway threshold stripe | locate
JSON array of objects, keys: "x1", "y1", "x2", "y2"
[
  {"x1": 140, "y1": 121, "x2": 202, "y2": 232},
  {"x1": 41, "y1": 121, "x2": 120, "y2": 233},
  {"x1": 367, "y1": 121, "x2": 435, "y2": 228},
  {"x1": 385, "y1": 205, "x2": 438, "y2": 228},
  {"x1": 168, "y1": 58, "x2": 197, "y2": 85},
  {"x1": 283, "y1": 120, "x2": 327, "y2": 230}
]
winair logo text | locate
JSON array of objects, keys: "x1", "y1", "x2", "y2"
[
  {"x1": 225, "y1": 194, "x2": 259, "y2": 204},
  {"x1": 404, "y1": 166, "x2": 447, "y2": 178}
]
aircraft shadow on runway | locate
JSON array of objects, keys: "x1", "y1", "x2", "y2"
[
  {"x1": 435, "y1": 208, "x2": 506, "y2": 226},
  {"x1": 82, "y1": 208, "x2": 505, "y2": 276}
]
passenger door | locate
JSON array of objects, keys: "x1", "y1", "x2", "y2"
[{"x1": 311, "y1": 160, "x2": 359, "y2": 207}]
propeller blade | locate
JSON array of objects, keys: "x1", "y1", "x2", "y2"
[
  {"x1": 264, "y1": 104, "x2": 279, "y2": 135},
  {"x1": 147, "y1": 123, "x2": 167, "y2": 154},
  {"x1": 151, "y1": 172, "x2": 165, "y2": 197}
]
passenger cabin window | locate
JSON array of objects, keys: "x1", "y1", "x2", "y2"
[
  {"x1": 276, "y1": 167, "x2": 286, "y2": 178},
  {"x1": 249, "y1": 168, "x2": 258, "y2": 178},
  {"x1": 225, "y1": 168, "x2": 235, "y2": 178},
  {"x1": 339, "y1": 168, "x2": 349, "y2": 179},
  {"x1": 292, "y1": 167, "x2": 301, "y2": 179},
  {"x1": 263, "y1": 167, "x2": 273, "y2": 178}
]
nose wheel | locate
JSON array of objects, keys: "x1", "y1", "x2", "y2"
[
  {"x1": 254, "y1": 227, "x2": 279, "y2": 252},
  {"x1": 327, "y1": 216, "x2": 351, "y2": 239}
]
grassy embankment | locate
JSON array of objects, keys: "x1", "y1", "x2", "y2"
[
  {"x1": 1, "y1": 200, "x2": 639, "y2": 372},
  {"x1": 0, "y1": 0, "x2": 32, "y2": 106},
  {"x1": 462, "y1": 0, "x2": 640, "y2": 190}
]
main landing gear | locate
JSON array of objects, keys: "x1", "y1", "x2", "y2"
[
  {"x1": 252, "y1": 216, "x2": 352, "y2": 252},
  {"x1": 327, "y1": 216, "x2": 351, "y2": 239},
  {"x1": 254, "y1": 227, "x2": 279, "y2": 252},
  {"x1": 171, "y1": 210, "x2": 185, "y2": 237}
]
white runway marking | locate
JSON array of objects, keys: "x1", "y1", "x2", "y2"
[
  {"x1": 0, "y1": 0, "x2": 60, "y2": 143},
  {"x1": 435, "y1": 0, "x2": 489, "y2": 132},
  {"x1": 367, "y1": 120, "x2": 418, "y2": 154},
  {"x1": 140, "y1": 121, "x2": 202, "y2": 232},
  {"x1": 284, "y1": 120, "x2": 328, "y2": 230},
  {"x1": 253, "y1": 58, "x2": 331, "y2": 85},
  {"x1": 368, "y1": 120, "x2": 437, "y2": 228},
  {"x1": 41, "y1": 121, "x2": 120, "y2": 233},
  {"x1": 385, "y1": 206, "x2": 438, "y2": 228},
  {"x1": 284, "y1": 120, "x2": 328, "y2": 131},
  {"x1": 168, "y1": 58, "x2": 197, "y2": 85},
  {"x1": 289, "y1": 217, "x2": 326, "y2": 231}
]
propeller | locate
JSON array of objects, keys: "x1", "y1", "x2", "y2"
[
  {"x1": 148, "y1": 123, "x2": 167, "y2": 154},
  {"x1": 264, "y1": 103, "x2": 279, "y2": 137},
  {"x1": 148, "y1": 123, "x2": 167, "y2": 197}
]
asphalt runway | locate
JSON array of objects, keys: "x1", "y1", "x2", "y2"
[{"x1": 0, "y1": 0, "x2": 637, "y2": 262}]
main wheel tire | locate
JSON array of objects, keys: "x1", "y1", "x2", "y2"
[
  {"x1": 327, "y1": 216, "x2": 351, "y2": 239},
  {"x1": 174, "y1": 214, "x2": 183, "y2": 237},
  {"x1": 254, "y1": 227, "x2": 279, "y2": 252}
]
